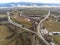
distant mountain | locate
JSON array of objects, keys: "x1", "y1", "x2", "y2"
[{"x1": 0, "y1": 2, "x2": 60, "y2": 7}]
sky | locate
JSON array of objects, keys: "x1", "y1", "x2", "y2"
[{"x1": 0, "y1": 0, "x2": 60, "y2": 4}]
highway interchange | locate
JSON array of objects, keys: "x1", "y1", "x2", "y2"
[{"x1": 7, "y1": 9, "x2": 52, "y2": 45}]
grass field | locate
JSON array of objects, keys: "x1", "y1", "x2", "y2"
[
  {"x1": 22, "y1": 10, "x2": 48, "y2": 15},
  {"x1": 11, "y1": 9, "x2": 48, "y2": 15},
  {"x1": 53, "y1": 35, "x2": 60, "y2": 45},
  {"x1": 0, "y1": 25, "x2": 25, "y2": 45},
  {"x1": 0, "y1": 25, "x2": 14, "y2": 45},
  {"x1": 0, "y1": 14, "x2": 7, "y2": 18},
  {"x1": 11, "y1": 17, "x2": 32, "y2": 28},
  {"x1": 43, "y1": 16, "x2": 60, "y2": 45},
  {"x1": 43, "y1": 16, "x2": 60, "y2": 32},
  {"x1": 51, "y1": 11, "x2": 60, "y2": 15}
]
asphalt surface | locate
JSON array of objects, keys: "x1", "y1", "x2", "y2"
[{"x1": 37, "y1": 10, "x2": 51, "y2": 45}]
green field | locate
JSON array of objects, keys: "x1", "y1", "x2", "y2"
[
  {"x1": 22, "y1": 10, "x2": 48, "y2": 15},
  {"x1": 11, "y1": 9, "x2": 48, "y2": 15},
  {"x1": 51, "y1": 11, "x2": 60, "y2": 15}
]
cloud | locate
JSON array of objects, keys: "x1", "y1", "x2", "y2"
[
  {"x1": 0, "y1": 0, "x2": 60, "y2": 4},
  {"x1": 0, "y1": 0, "x2": 20, "y2": 3}
]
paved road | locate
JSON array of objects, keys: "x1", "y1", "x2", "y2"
[
  {"x1": 7, "y1": 10, "x2": 51, "y2": 45},
  {"x1": 37, "y1": 10, "x2": 51, "y2": 45},
  {"x1": 7, "y1": 12, "x2": 36, "y2": 33}
]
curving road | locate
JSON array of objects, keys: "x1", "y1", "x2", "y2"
[
  {"x1": 37, "y1": 10, "x2": 51, "y2": 45},
  {"x1": 7, "y1": 10, "x2": 51, "y2": 45},
  {"x1": 7, "y1": 12, "x2": 36, "y2": 33}
]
